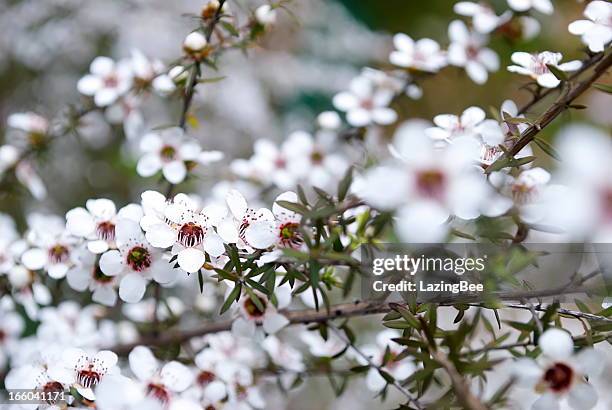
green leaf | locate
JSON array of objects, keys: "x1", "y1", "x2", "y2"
[
  {"x1": 220, "y1": 283, "x2": 242, "y2": 314},
  {"x1": 546, "y1": 64, "x2": 568, "y2": 81},
  {"x1": 533, "y1": 137, "x2": 561, "y2": 161},
  {"x1": 220, "y1": 21, "x2": 239, "y2": 37},
  {"x1": 592, "y1": 83, "x2": 612, "y2": 93},
  {"x1": 337, "y1": 166, "x2": 353, "y2": 201},
  {"x1": 275, "y1": 200, "x2": 309, "y2": 215},
  {"x1": 198, "y1": 76, "x2": 226, "y2": 84},
  {"x1": 198, "y1": 270, "x2": 204, "y2": 293}
]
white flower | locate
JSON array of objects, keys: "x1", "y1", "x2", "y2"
[
  {"x1": 425, "y1": 106, "x2": 504, "y2": 147},
  {"x1": 183, "y1": 32, "x2": 208, "y2": 53},
  {"x1": 96, "y1": 374, "x2": 164, "y2": 410},
  {"x1": 507, "y1": 51, "x2": 582, "y2": 88},
  {"x1": 77, "y1": 56, "x2": 132, "y2": 107},
  {"x1": 262, "y1": 335, "x2": 305, "y2": 373},
  {"x1": 546, "y1": 125, "x2": 612, "y2": 241},
  {"x1": 128, "y1": 346, "x2": 194, "y2": 405},
  {"x1": 129, "y1": 49, "x2": 174, "y2": 95},
  {"x1": 66, "y1": 247, "x2": 120, "y2": 306},
  {"x1": 454, "y1": 2, "x2": 512, "y2": 34},
  {"x1": 137, "y1": 127, "x2": 222, "y2": 184},
  {"x1": 99, "y1": 219, "x2": 180, "y2": 303},
  {"x1": 62, "y1": 348, "x2": 119, "y2": 400},
  {"x1": 20, "y1": 213, "x2": 79, "y2": 279},
  {"x1": 255, "y1": 4, "x2": 277, "y2": 25},
  {"x1": 389, "y1": 33, "x2": 447, "y2": 72},
  {"x1": 217, "y1": 189, "x2": 275, "y2": 250},
  {"x1": 352, "y1": 330, "x2": 415, "y2": 392},
  {"x1": 141, "y1": 192, "x2": 225, "y2": 273},
  {"x1": 568, "y1": 1, "x2": 612, "y2": 53},
  {"x1": 448, "y1": 20, "x2": 499, "y2": 84},
  {"x1": 359, "y1": 127, "x2": 490, "y2": 242},
  {"x1": 7, "y1": 112, "x2": 49, "y2": 137},
  {"x1": 317, "y1": 111, "x2": 342, "y2": 130},
  {"x1": 512, "y1": 328, "x2": 604, "y2": 410},
  {"x1": 231, "y1": 281, "x2": 292, "y2": 337},
  {"x1": 507, "y1": 0, "x2": 553, "y2": 15},
  {"x1": 66, "y1": 198, "x2": 143, "y2": 254},
  {"x1": 333, "y1": 75, "x2": 398, "y2": 127},
  {"x1": 301, "y1": 329, "x2": 347, "y2": 357}
]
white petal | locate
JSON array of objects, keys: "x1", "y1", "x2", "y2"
[
  {"x1": 94, "y1": 88, "x2": 119, "y2": 107},
  {"x1": 21, "y1": 248, "x2": 47, "y2": 270},
  {"x1": 93, "y1": 286, "x2": 117, "y2": 306},
  {"x1": 90, "y1": 56, "x2": 115, "y2": 76},
  {"x1": 77, "y1": 75, "x2": 102, "y2": 96},
  {"x1": 160, "y1": 361, "x2": 193, "y2": 392},
  {"x1": 99, "y1": 250, "x2": 124, "y2": 276},
  {"x1": 448, "y1": 20, "x2": 469, "y2": 44},
  {"x1": 119, "y1": 273, "x2": 148, "y2": 303},
  {"x1": 557, "y1": 60, "x2": 582, "y2": 72},
  {"x1": 204, "y1": 233, "x2": 225, "y2": 257},
  {"x1": 332, "y1": 92, "x2": 358, "y2": 112},
  {"x1": 532, "y1": 392, "x2": 560, "y2": 410},
  {"x1": 177, "y1": 248, "x2": 206, "y2": 273},
  {"x1": 537, "y1": 73, "x2": 560, "y2": 88},
  {"x1": 244, "y1": 221, "x2": 276, "y2": 249},
  {"x1": 396, "y1": 202, "x2": 450, "y2": 243},
  {"x1": 466, "y1": 61, "x2": 488, "y2": 84},
  {"x1": 226, "y1": 189, "x2": 248, "y2": 219},
  {"x1": 461, "y1": 106, "x2": 486, "y2": 127},
  {"x1": 372, "y1": 108, "x2": 398, "y2": 125},
  {"x1": 162, "y1": 161, "x2": 187, "y2": 184},
  {"x1": 66, "y1": 267, "x2": 91, "y2": 291},
  {"x1": 573, "y1": 348, "x2": 604, "y2": 377},
  {"x1": 136, "y1": 154, "x2": 163, "y2": 177},
  {"x1": 129, "y1": 346, "x2": 159, "y2": 382},
  {"x1": 146, "y1": 224, "x2": 176, "y2": 248},
  {"x1": 263, "y1": 312, "x2": 289, "y2": 334},
  {"x1": 347, "y1": 108, "x2": 372, "y2": 127},
  {"x1": 538, "y1": 328, "x2": 573, "y2": 360},
  {"x1": 568, "y1": 382, "x2": 598, "y2": 410},
  {"x1": 48, "y1": 263, "x2": 69, "y2": 279},
  {"x1": 511, "y1": 358, "x2": 543, "y2": 388},
  {"x1": 511, "y1": 52, "x2": 533, "y2": 67},
  {"x1": 66, "y1": 207, "x2": 96, "y2": 237}
]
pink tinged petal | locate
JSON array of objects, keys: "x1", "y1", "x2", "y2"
[
  {"x1": 226, "y1": 189, "x2": 248, "y2": 218},
  {"x1": 244, "y1": 221, "x2": 276, "y2": 249},
  {"x1": 568, "y1": 20, "x2": 594, "y2": 36},
  {"x1": 557, "y1": 60, "x2": 582, "y2": 72},
  {"x1": 203, "y1": 233, "x2": 225, "y2": 257},
  {"x1": 448, "y1": 20, "x2": 469, "y2": 44},
  {"x1": 162, "y1": 161, "x2": 187, "y2": 184},
  {"x1": 94, "y1": 89, "x2": 119, "y2": 107},
  {"x1": 67, "y1": 268, "x2": 91, "y2": 291},
  {"x1": 160, "y1": 361, "x2": 193, "y2": 392},
  {"x1": 146, "y1": 224, "x2": 176, "y2": 248},
  {"x1": 100, "y1": 250, "x2": 124, "y2": 276},
  {"x1": 93, "y1": 286, "x2": 117, "y2": 306},
  {"x1": 90, "y1": 56, "x2": 115, "y2": 76},
  {"x1": 263, "y1": 312, "x2": 289, "y2": 334},
  {"x1": 77, "y1": 75, "x2": 103, "y2": 96},
  {"x1": 532, "y1": 392, "x2": 560, "y2": 410},
  {"x1": 393, "y1": 33, "x2": 414, "y2": 52},
  {"x1": 177, "y1": 248, "x2": 206, "y2": 273},
  {"x1": 129, "y1": 346, "x2": 159, "y2": 382},
  {"x1": 119, "y1": 273, "x2": 148, "y2": 303},
  {"x1": 137, "y1": 154, "x2": 163, "y2": 177},
  {"x1": 347, "y1": 108, "x2": 372, "y2": 127},
  {"x1": 537, "y1": 73, "x2": 560, "y2": 88},
  {"x1": 568, "y1": 382, "x2": 598, "y2": 410},
  {"x1": 332, "y1": 92, "x2": 358, "y2": 111},
  {"x1": 466, "y1": 61, "x2": 488, "y2": 84},
  {"x1": 538, "y1": 328, "x2": 573, "y2": 360},
  {"x1": 21, "y1": 248, "x2": 47, "y2": 270},
  {"x1": 66, "y1": 207, "x2": 96, "y2": 237}
]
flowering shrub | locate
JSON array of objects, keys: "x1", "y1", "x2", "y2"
[{"x1": 0, "y1": 1, "x2": 611, "y2": 409}]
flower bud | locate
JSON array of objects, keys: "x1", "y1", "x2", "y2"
[
  {"x1": 183, "y1": 32, "x2": 208, "y2": 53},
  {"x1": 255, "y1": 5, "x2": 277, "y2": 25}
]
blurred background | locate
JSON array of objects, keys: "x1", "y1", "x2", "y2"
[{"x1": 1, "y1": 0, "x2": 609, "y2": 227}]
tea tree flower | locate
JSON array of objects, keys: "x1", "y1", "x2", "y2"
[
  {"x1": 100, "y1": 219, "x2": 179, "y2": 303},
  {"x1": 512, "y1": 328, "x2": 603, "y2": 410},
  {"x1": 507, "y1": 0, "x2": 553, "y2": 15},
  {"x1": 66, "y1": 247, "x2": 120, "y2": 306},
  {"x1": 389, "y1": 33, "x2": 447, "y2": 72},
  {"x1": 136, "y1": 127, "x2": 222, "y2": 184},
  {"x1": 333, "y1": 75, "x2": 397, "y2": 127},
  {"x1": 507, "y1": 51, "x2": 582, "y2": 88},
  {"x1": 231, "y1": 282, "x2": 292, "y2": 337},
  {"x1": 262, "y1": 335, "x2": 305, "y2": 373},
  {"x1": 568, "y1": 1, "x2": 612, "y2": 53},
  {"x1": 447, "y1": 20, "x2": 499, "y2": 84},
  {"x1": 425, "y1": 106, "x2": 504, "y2": 147},
  {"x1": 66, "y1": 198, "x2": 143, "y2": 254},
  {"x1": 454, "y1": 2, "x2": 512, "y2": 34},
  {"x1": 77, "y1": 56, "x2": 132, "y2": 107},
  {"x1": 7, "y1": 112, "x2": 49, "y2": 146},
  {"x1": 62, "y1": 348, "x2": 119, "y2": 400},
  {"x1": 128, "y1": 346, "x2": 194, "y2": 405}
]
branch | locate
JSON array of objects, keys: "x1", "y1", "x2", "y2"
[
  {"x1": 487, "y1": 50, "x2": 612, "y2": 172},
  {"x1": 109, "y1": 281, "x2": 605, "y2": 355}
]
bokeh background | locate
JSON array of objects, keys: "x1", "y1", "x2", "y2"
[{"x1": 0, "y1": 2, "x2": 611, "y2": 408}]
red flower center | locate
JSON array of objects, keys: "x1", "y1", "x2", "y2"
[
  {"x1": 178, "y1": 222, "x2": 205, "y2": 247},
  {"x1": 147, "y1": 383, "x2": 171, "y2": 404},
  {"x1": 96, "y1": 221, "x2": 116, "y2": 241},
  {"x1": 42, "y1": 381, "x2": 64, "y2": 404},
  {"x1": 160, "y1": 145, "x2": 177, "y2": 161},
  {"x1": 48, "y1": 244, "x2": 70, "y2": 264},
  {"x1": 197, "y1": 370, "x2": 216, "y2": 386},
  {"x1": 278, "y1": 222, "x2": 303, "y2": 249},
  {"x1": 543, "y1": 362, "x2": 573, "y2": 392},
  {"x1": 92, "y1": 264, "x2": 114, "y2": 283},
  {"x1": 416, "y1": 169, "x2": 446, "y2": 200},
  {"x1": 126, "y1": 246, "x2": 152, "y2": 272},
  {"x1": 244, "y1": 297, "x2": 267, "y2": 318},
  {"x1": 77, "y1": 368, "x2": 102, "y2": 389}
]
